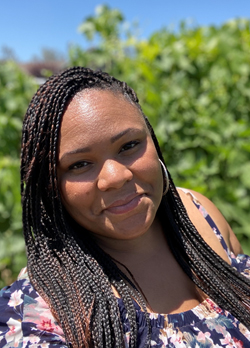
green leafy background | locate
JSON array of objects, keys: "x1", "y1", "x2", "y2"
[{"x1": 1, "y1": 6, "x2": 250, "y2": 287}]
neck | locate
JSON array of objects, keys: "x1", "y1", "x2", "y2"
[{"x1": 94, "y1": 217, "x2": 167, "y2": 265}]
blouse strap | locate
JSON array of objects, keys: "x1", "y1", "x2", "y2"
[{"x1": 178, "y1": 188, "x2": 231, "y2": 261}]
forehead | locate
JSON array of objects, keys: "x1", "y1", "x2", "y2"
[
  {"x1": 61, "y1": 89, "x2": 145, "y2": 132},
  {"x1": 68, "y1": 89, "x2": 140, "y2": 116},
  {"x1": 58, "y1": 89, "x2": 147, "y2": 153}
]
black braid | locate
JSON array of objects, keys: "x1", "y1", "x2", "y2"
[
  {"x1": 149, "y1": 126, "x2": 250, "y2": 326},
  {"x1": 21, "y1": 67, "x2": 250, "y2": 348}
]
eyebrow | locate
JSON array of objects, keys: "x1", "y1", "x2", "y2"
[
  {"x1": 59, "y1": 146, "x2": 91, "y2": 162},
  {"x1": 110, "y1": 128, "x2": 136, "y2": 143},
  {"x1": 60, "y1": 127, "x2": 141, "y2": 161}
]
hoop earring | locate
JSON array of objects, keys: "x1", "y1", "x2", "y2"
[{"x1": 159, "y1": 159, "x2": 169, "y2": 195}]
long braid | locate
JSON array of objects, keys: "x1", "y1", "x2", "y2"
[
  {"x1": 21, "y1": 67, "x2": 149, "y2": 348},
  {"x1": 148, "y1": 122, "x2": 250, "y2": 326},
  {"x1": 21, "y1": 67, "x2": 250, "y2": 348}
]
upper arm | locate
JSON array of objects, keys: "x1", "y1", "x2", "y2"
[
  {"x1": 178, "y1": 188, "x2": 243, "y2": 256},
  {"x1": 188, "y1": 190, "x2": 243, "y2": 256},
  {"x1": 227, "y1": 226, "x2": 244, "y2": 255}
]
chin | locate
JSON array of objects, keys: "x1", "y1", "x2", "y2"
[{"x1": 103, "y1": 211, "x2": 156, "y2": 240}]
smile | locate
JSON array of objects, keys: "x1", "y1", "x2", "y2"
[{"x1": 104, "y1": 194, "x2": 143, "y2": 215}]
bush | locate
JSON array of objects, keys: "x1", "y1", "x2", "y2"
[
  {"x1": 1, "y1": 8, "x2": 250, "y2": 287},
  {"x1": 70, "y1": 9, "x2": 250, "y2": 252},
  {"x1": 0, "y1": 61, "x2": 37, "y2": 287}
]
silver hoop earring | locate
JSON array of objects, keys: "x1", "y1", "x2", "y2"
[{"x1": 159, "y1": 159, "x2": 169, "y2": 195}]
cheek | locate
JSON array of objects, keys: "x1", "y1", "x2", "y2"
[
  {"x1": 60, "y1": 180, "x2": 93, "y2": 214},
  {"x1": 138, "y1": 146, "x2": 162, "y2": 184},
  {"x1": 133, "y1": 148, "x2": 163, "y2": 201}
]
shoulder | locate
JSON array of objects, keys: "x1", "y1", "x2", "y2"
[
  {"x1": 177, "y1": 188, "x2": 243, "y2": 257},
  {"x1": 0, "y1": 268, "x2": 66, "y2": 348}
]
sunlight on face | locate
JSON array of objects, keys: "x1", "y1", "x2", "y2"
[{"x1": 57, "y1": 90, "x2": 163, "y2": 242}]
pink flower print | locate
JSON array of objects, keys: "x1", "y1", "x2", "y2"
[
  {"x1": 28, "y1": 334, "x2": 40, "y2": 344},
  {"x1": 239, "y1": 323, "x2": 250, "y2": 339},
  {"x1": 6, "y1": 318, "x2": 22, "y2": 347},
  {"x1": 159, "y1": 332, "x2": 169, "y2": 345},
  {"x1": 197, "y1": 331, "x2": 211, "y2": 342},
  {"x1": 149, "y1": 312, "x2": 159, "y2": 320},
  {"x1": 40, "y1": 343, "x2": 50, "y2": 348},
  {"x1": 22, "y1": 334, "x2": 40, "y2": 348},
  {"x1": 37, "y1": 318, "x2": 55, "y2": 332},
  {"x1": 206, "y1": 298, "x2": 223, "y2": 314},
  {"x1": 214, "y1": 306, "x2": 224, "y2": 315},
  {"x1": 150, "y1": 340, "x2": 157, "y2": 346},
  {"x1": 199, "y1": 206, "x2": 208, "y2": 218},
  {"x1": 233, "y1": 337, "x2": 244, "y2": 348},
  {"x1": 169, "y1": 332, "x2": 186, "y2": 347},
  {"x1": 213, "y1": 227, "x2": 221, "y2": 240},
  {"x1": 230, "y1": 251, "x2": 236, "y2": 260},
  {"x1": 220, "y1": 333, "x2": 235, "y2": 347},
  {"x1": 8, "y1": 289, "x2": 23, "y2": 308}
]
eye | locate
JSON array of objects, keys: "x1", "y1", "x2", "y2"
[
  {"x1": 120, "y1": 140, "x2": 140, "y2": 153},
  {"x1": 68, "y1": 161, "x2": 91, "y2": 171}
]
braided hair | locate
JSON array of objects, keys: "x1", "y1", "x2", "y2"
[{"x1": 21, "y1": 67, "x2": 250, "y2": 348}]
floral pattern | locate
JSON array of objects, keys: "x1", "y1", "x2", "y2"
[
  {"x1": 1, "y1": 192, "x2": 250, "y2": 347},
  {"x1": 0, "y1": 268, "x2": 66, "y2": 348},
  {"x1": 117, "y1": 295, "x2": 250, "y2": 347}
]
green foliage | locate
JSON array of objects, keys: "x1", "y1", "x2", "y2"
[
  {"x1": 142, "y1": 20, "x2": 250, "y2": 254},
  {"x1": 2, "y1": 6, "x2": 250, "y2": 287},
  {"x1": 70, "y1": 8, "x2": 250, "y2": 252},
  {"x1": 69, "y1": 5, "x2": 137, "y2": 73},
  {"x1": 0, "y1": 61, "x2": 37, "y2": 287},
  {"x1": 78, "y1": 5, "x2": 124, "y2": 41}
]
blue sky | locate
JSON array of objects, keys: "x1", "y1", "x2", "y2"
[{"x1": 1, "y1": 0, "x2": 250, "y2": 62}]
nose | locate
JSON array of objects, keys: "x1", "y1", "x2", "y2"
[{"x1": 97, "y1": 160, "x2": 133, "y2": 191}]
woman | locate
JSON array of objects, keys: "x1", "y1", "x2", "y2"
[{"x1": 1, "y1": 67, "x2": 250, "y2": 348}]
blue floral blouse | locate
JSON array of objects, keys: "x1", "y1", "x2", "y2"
[{"x1": 1, "y1": 190, "x2": 250, "y2": 348}]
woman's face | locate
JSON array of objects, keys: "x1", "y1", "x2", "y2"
[{"x1": 57, "y1": 89, "x2": 163, "y2": 242}]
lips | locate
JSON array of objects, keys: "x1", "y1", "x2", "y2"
[{"x1": 104, "y1": 193, "x2": 143, "y2": 215}]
